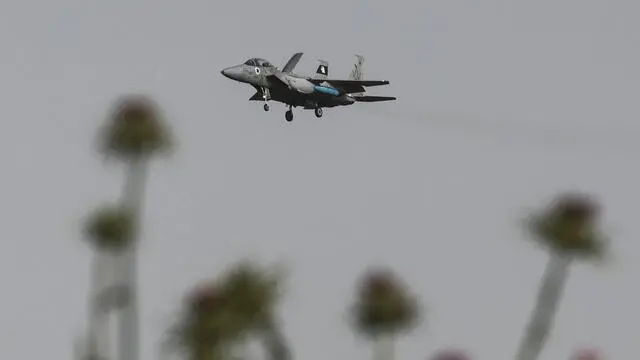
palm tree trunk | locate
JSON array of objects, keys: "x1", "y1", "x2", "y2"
[
  {"x1": 514, "y1": 252, "x2": 571, "y2": 360},
  {"x1": 373, "y1": 334, "x2": 395, "y2": 360},
  {"x1": 117, "y1": 156, "x2": 149, "y2": 360},
  {"x1": 88, "y1": 251, "x2": 110, "y2": 360}
]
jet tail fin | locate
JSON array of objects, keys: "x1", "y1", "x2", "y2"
[
  {"x1": 348, "y1": 54, "x2": 365, "y2": 95},
  {"x1": 282, "y1": 52, "x2": 303, "y2": 73},
  {"x1": 349, "y1": 54, "x2": 364, "y2": 80},
  {"x1": 313, "y1": 60, "x2": 329, "y2": 79}
]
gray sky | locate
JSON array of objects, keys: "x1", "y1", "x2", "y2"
[{"x1": 0, "y1": 0, "x2": 638, "y2": 359}]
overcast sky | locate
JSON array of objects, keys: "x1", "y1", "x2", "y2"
[{"x1": 0, "y1": 0, "x2": 638, "y2": 359}]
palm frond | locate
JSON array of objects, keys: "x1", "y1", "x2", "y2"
[
  {"x1": 217, "y1": 261, "x2": 283, "y2": 330},
  {"x1": 83, "y1": 204, "x2": 135, "y2": 252},
  {"x1": 350, "y1": 267, "x2": 422, "y2": 338},
  {"x1": 98, "y1": 94, "x2": 173, "y2": 160},
  {"x1": 166, "y1": 261, "x2": 286, "y2": 359},
  {"x1": 523, "y1": 192, "x2": 609, "y2": 261}
]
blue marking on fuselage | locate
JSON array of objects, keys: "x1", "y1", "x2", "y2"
[{"x1": 314, "y1": 85, "x2": 340, "y2": 96}]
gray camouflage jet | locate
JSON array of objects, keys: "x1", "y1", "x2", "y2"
[{"x1": 220, "y1": 52, "x2": 396, "y2": 122}]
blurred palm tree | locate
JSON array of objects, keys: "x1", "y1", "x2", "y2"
[
  {"x1": 81, "y1": 204, "x2": 136, "y2": 360},
  {"x1": 514, "y1": 193, "x2": 609, "y2": 360},
  {"x1": 84, "y1": 205, "x2": 135, "y2": 251},
  {"x1": 167, "y1": 261, "x2": 289, "y2": 360},
  {"x1": 218, "y1": 262, "x2": 290, "y2": 360},
  {"x1": 350, "y1": 267, "x2": 422, "y2": 360},
  {"x1": 167, "y1": 282, "x2": 234, "y2": 360},
  {"x1": 97, "y1": 94, "x2": 173, "y2": 360},
  {"x1": 84, "y1": 204, "x2": 136, "y2": 309}
]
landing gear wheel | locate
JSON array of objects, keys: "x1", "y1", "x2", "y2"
[
  {"x1": 314, "y1": 108, "x2": 323, "y2": 118},
  {"x1": 285, "y1": 110, "x2": 293, "y2": 122},
  {"x1": 263, "y1": 103, "x2": 269, "y2": 111}
]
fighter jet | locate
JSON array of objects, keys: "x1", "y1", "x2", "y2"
[{"x1": 220, "y1": 52, "x2": 396, "y2": 122}]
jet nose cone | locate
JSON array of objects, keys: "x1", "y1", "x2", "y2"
[{"x1": 221, "y1": 66, "x2": 242, "y2": 80}]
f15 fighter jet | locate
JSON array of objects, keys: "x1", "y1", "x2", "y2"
[{"x1": 220, "y1": 52, "x2": 396, "y2": 122}]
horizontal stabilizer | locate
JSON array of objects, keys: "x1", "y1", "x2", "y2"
[
  {"x1": 310, "y1": 79, "x2": 389, "y2": 86},
  {"x1": 352, "y1": 95, "x2": 396, "y2": 102}
]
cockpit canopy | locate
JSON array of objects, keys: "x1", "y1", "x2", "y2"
[{"x1": 243, "y1": 58, "x2": 274, "y2": 68}]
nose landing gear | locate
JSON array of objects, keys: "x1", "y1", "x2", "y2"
[
  {"x1": 262, "y1": 87, "x2": 271, "y2": 111},
  {"x1": 314, "y1": 107, "x2": 323, "y2": 118}
]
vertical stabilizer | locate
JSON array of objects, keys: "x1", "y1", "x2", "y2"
[
  {"x1": 348, "y1": 54, "x2": 364, "y2": 80},
  {"x1": 349, "y1": 54, "x2": 365, "y2": 95},
  {"x1": 282, "y1": 52, "x2": 304, "y2": 73},
  {"x1": 314, "y1": 60, "x2": 329, "y2": 79}
]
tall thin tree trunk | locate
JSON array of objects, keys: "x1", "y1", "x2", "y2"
[
  {"x1": 117, "y1": 156, "x2": 149, "y2": 360},
  {"x1": 373, "y1": 334, "x2": 395, "y2": 360},
  {"x1": 88, "y1": 251, "x2": 110, "y2": 360},
  {"x1": 74, "y1": 334, "x2": 87, "y2": 360},
  {"x1": 514, "y1": 252, "x2": 571, "y2": 360}
]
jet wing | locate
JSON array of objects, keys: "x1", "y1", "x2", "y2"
[
  {"x1": 307, "y1": 79, "x2": 390, "y2": 94},
  {"x1": 248, "y1": 80, "x2": 297, "y2": 104},
  {"x1": 248, "y1": 85, "x2": 262, "y2": 100},
  {"x1": 266, "y1": 74, "x2": 292, "y2": 90}
]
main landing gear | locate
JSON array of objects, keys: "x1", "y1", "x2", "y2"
[
  {"x1": 266, "y1": 102, "x2": 322, "y2": 122},
  {"x1": 285, "y1": 106, "x2": 293, "y2": 122},
  {"x1": 283, "y1": 107, "x2": 321, "y2": 122},
  {"x1": 264, "y1": 102, "x2": 293, "y2": 122}
]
